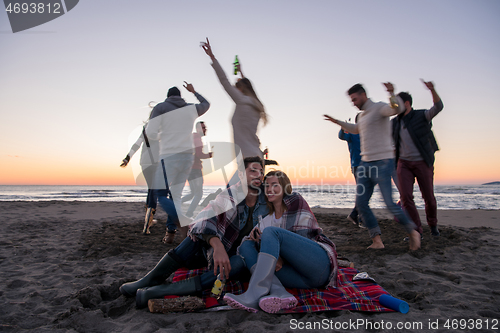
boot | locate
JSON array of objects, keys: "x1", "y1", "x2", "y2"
[
  {"x1": 135, "y1": 275, "x2": 202, "y2": 308},
  {"x1": 119, "y1": 250, "x2": 183, "y2": 297},
  {"x1": 258, "y1": 275, "x2": 298, "y2": 313},
  {"x1": 162, "y1": 229, "x2": 176, "y2": 244},
  {"x1": 431, "y1": 225, "x2": 440, "y2": 236},
  {"x1": 224, "y1": 253, "x2": 277, "y2": 313}
]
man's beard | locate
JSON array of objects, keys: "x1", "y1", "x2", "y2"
[{"x1": 248, "y1": 179, "x2": 261, "y2": 192}]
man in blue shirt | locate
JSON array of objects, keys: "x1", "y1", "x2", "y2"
[{"x1": 338, "y1": 113, "x2": 363, "y2": 227}]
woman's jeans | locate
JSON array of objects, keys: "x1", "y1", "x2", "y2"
[
  {"x1": 355, "y1": 158, "x2": 416, "y2": 238},
  {"x1": 238, "y1": 227, "x2": 331, "y2": 289}
]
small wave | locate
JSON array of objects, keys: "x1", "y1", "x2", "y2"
[{"x1": 80, "y1": 189, "x2": 116, "y2": 193}]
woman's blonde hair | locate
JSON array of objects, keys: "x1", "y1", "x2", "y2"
[
  {"x1": 235, "y1": 78, "x2": 268, "y2": 126},
  {"x1": 264, "y1": 170, "x2": 293, "y2": 215}
]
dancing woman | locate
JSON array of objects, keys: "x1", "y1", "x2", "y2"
[{"x1": 201, "y1": 38, "x2": 268, "y2": 159}]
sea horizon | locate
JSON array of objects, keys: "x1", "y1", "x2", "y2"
[{"x1": 1, "y1": 184, "x2": 499, "y2": 210}]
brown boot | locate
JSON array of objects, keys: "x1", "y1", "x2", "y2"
[{"x1": 162, "y1": 229, "x2": 176, "y2": 244}]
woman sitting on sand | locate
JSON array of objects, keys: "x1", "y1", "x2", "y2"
[{"x1": 224, "y1": 170, "x2": 338, "y2": 313}]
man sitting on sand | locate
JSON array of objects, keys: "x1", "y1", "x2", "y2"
[
  {"x1": 119, "y1": 156, "x2": 269, "y2": 308},
  {"x1": 324, "y1": 83, "x2": 420, "y2": 251}
]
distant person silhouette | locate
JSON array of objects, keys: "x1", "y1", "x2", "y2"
[
  {"x1": 181, "y1": 121, "x2": 213, "y2": 218},
  {"x1": 120, "y1": 108, "x2": 159, "y2": 234}
]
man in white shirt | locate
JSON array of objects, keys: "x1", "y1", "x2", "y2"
[{"x1": 146, "y1": 83, "x2": 210, "y2": 243}]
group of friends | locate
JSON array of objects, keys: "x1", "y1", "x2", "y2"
[
  {"x1": 118, "y1": 38, "x2": 444, "y2": 313},
  {"x1": 328, "y1": 79, "x2": 443, "y2": 249}
]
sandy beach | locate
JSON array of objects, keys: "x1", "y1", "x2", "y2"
[{"x1": 0, "y1": 201, "x2": 499, "y2": 332}]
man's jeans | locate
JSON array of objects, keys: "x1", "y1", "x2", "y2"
[
  {"x1": 146, "y1": 190, "x2": 158, "y2": 210},
  {"x1": 355, "y1": 159, "x2": 416, "y2": 238},
  {"x1": 154, "y1": 153, "x2": 193, "y2": 231},
  {"x1": 238, "y1": 227, "x2": 331, "y2": 289},
  {"x1": 397, "y1": 159, "x2": 437, "y2": 234},
  {"x1": 173, "y1": 236, "x2": 247, "y2": 290}
]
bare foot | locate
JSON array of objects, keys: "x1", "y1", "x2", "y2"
[
  {"x1": 409, "y1": 230, "x2": 421, "y2": 251},
  {"x1": 368, "y1": 235, "x2": 385, "y2": 249},
  {"x1": 367, "y1": 243, "x2": 385, "y2": 249}
]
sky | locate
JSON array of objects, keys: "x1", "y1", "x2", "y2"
[{"x1": 1, "y1": 0, "x2": 499, "y2": 186}]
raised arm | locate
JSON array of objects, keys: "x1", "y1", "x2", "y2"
[
  {"x1": 183, "y1": 81, "x2": 210, "y2": 116},
  {"x1": 421, "y1": 79, "x2": 444, "y2": 121},
  {"x1": 324, "y1": 114, "x2": 359, "y2": 134},
  {"x1": 380, "y1": 82, "x2": 405, "y2": 117},
  {"x1": 235, "y1": 62, "x2": 245, "y2": 79},
  {"x1": 422, "y1": 79, "x2": 441, "y2": 104},
  {"x1": 201, "y1": 38, "x2": 245, "y2": 104}
]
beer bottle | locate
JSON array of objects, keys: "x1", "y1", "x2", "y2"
[
  {"x1": 211, "y1": 272, "x2": 226, "y2": 299},
  {"x1": 233, "y1": 55, "x2": 239, "y2": 75}
]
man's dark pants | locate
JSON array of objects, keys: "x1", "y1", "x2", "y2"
[
  {"x1": 172, "y1": 236, "x2": 247, "y2": 289},
  {"x1": 397, "y1": 159, "x2": 438, "y2": 234}
]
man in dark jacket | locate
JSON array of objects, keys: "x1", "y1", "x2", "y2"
[{"x1": 392, "y1": 80, "x2": 443, "y2": 237}]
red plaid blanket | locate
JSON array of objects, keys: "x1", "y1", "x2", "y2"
[{"x1": 171, "y1": 267, "x2": 394, "y2": 313}]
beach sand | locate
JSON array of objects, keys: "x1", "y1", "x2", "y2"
[{"x1": 0, "y1": 201, "x2": 499, "y2": 332}]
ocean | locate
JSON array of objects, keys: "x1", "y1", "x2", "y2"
[{"x1": 1, "y1": 184, "x2": 499, "y2": 210}]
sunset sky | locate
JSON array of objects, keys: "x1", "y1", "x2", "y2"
[{"x1": 1, "y1": 0, "x2": 499, "y2": 186}]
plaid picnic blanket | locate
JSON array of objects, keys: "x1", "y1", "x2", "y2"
[{"x1": 171, "y1": 267, "x2": 394, "y2": 313}]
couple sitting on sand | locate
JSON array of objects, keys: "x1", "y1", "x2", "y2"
[{"x1": 120, "y1": 156, "x2": 338, "y2": 313}]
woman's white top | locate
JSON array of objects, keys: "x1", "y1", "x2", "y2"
[{"x1": 258, "y1": 212, "x2": 283, "y2": 231}]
